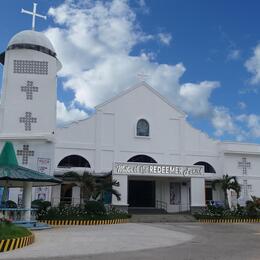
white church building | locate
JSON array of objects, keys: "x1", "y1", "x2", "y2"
[{"x1": 1, "y1": 22, "x2": 260, "y2": 213}]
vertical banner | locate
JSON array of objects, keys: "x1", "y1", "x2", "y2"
[
  {"x1": 18, "y1": 193, "x2": 23, "y2": 207},
  {"x1": 0, "y1": 187, "x2": 3, "y2": 204},
  {"x1": 36, "y1": 158, "x2": 51, "y2": 201}
]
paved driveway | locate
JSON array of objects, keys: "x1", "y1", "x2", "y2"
[{"x1": 1, "y1": 222, "x2": 260, "y2": 260}]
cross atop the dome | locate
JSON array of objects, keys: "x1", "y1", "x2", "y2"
[
  {"x1": 137, "y1": 71, "x2": 149, "y2": 82},
  {"x1": 21, "y1": 3, "x2": 47, "y2": 31}
]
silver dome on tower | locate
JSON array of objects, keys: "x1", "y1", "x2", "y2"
[
  {"x1": 8, "y1": 30, "x2": 55, "y2": 53},
  {"x1": 0, "y1": 3, "x2": 61, "y2": 69}
]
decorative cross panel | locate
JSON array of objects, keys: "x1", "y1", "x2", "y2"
[
  {"x1": 240, "y1": 180, "x2": 252, "y2": 200},
  {"x1": 21, "y1": 81, "x2": 38, "y2": 100},
  {"x1": 238, "y1": 157, "x2": 251, "y2": 201},
  {"x1": 17, "y1": 145, "x2": 34, "y2": 165},
  {"x1": 19, "y1": 112, "x2": 37, "y2": 131},
  {"x1": 238, "y1": 157, "x2": 251, "y2": 175},
  {"x1": 14, "y1": 60, "x2": 48, "y2": 75}
]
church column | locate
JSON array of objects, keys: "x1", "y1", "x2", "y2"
[
  {"x1": 94, "y1": 110, "x2": 102, "y2": 172},
  {"x1": 72, "y1": 186, "x2": 80, "y2": 206},
  {"x1": 51, "y1": 185, "x2": 61, "y2": 207},
  {"x1": 190, "y1": 177, "x2": 205, "y2": 213},
  {"x1": 23, "y1": 182, "x2": 32, "y2": 221}
]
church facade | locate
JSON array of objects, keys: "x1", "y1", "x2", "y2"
[
  {"x1": 54, "y1": 82, "x2": 260, "y2": 212},
  {"x1": 1, "y1": 29, "x2": 260, "y2": 213}
]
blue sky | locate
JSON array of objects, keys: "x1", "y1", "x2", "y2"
[{"x1": 0, "y1": 0, "x2": 260, "y2": 143}]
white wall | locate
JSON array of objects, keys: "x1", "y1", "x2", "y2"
[
  {"x1": 53, "y1": 83, "x2": 260, "y2": 208},
  {"x1": 55, "y1": 84, "x2": 221, "y2": 174},
  {"x1": 0, "y1": 49, "x2": 59, "y2": 136}
]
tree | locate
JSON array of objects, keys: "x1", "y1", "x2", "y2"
[
  {"x1": 229, "y1": 180, "x2": 241, "y2": 199},
  {"x1": 93, "y1": 175, "x2": 121, "y2": 202},
  {"x1": 62, "y1": 171, "x2": 121, "y2": 204},
  {"x1": 212, "y1": 174, "x2": 241, "y2": 208},
  {"x1": 245, "y1": 196, "x2": 260, "y2": 216},
  {"x1": 62, "y1": 171, "x2": 96, "y2": 204}
]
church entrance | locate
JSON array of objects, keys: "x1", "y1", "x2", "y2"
[{"x1": 128, "y1": 180, "x2": 155, "y2": 207}]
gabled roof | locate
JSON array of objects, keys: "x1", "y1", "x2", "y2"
[
  {"x1": 57, "y1": 81, "x2": 186, "y2": 129},
  {"x1": 95, "y1": 81, "x2": 186, "y2": 117}
]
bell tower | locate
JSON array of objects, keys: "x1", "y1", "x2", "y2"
[
  {"x1": 0, "y1": 30, "x2": 61, "y2": 136},
  {"x1": 0, "y1": 3, "x2": 62, "y2": 201}
]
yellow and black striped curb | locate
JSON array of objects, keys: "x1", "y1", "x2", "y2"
[
  {"x1": 199, "y1": 219, "x2": 260, "y2": 224},
  {"x1": 41, "y1": 218, "x2": 129, "y2": 226},
  {"x1": 0, "y1": 234, "x2": 34, "y2": 253}
]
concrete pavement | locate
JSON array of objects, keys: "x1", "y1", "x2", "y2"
[
  {"x1": 0, "y1": 223, "x2": 192, "y2": 259},
  {"x1": 2, "y1": 222, "x2": 260, "y2": 260}
]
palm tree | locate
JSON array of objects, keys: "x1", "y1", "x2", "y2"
[
  {"x1": 93, "y1": 175, "x2": 121, "y2": 202},
  {"x1": 62, "y1": 171, "x2": 121, "y2": 204},
  {"x1": 212, "y1": 174, "x2": 241, "y2": 208},
  {"x1": 62, "y1": 171, "x2": 96, "y2": 204},
  {"x1": 229, "y1": 180, "x2": 241, "y2": 199}
]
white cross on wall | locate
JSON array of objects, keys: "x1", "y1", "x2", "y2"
[
  {"x1": 238, "y1": 157, "x2": 251, "y2": 175},
  {"x1": 21, "y1": 3, "x2": 47, "y2": 31},
  {"x1": 240, "y1": 180, "x2": 252, "y2": 199},
  {"x1": 238, "y1": 157, "x2": 251, "y2": 202},
  {"x1": 21, "y1": 81, "x2": 38, "y2": 100},
  {"x1": 19, "y1": 112, "x2": 37, "y2": 131},
  {"x1": 17, "y1": 145, "x2": 34, "y2": 165}
]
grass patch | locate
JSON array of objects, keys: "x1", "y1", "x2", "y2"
[{"x1": 0, "y1": 222, "x2": 31, "y2": 240}]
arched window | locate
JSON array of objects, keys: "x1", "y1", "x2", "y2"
[
  {"x1": 58, "y1": 155, "x2": 91, "y2": 168},
  {"x1": 136, "y1": 119, "x2": 150, "y2": 137},
  {"x1": 194, "y1": 161, "x2": 216, "y2": 173},
  {"x1": 128, "y1": 154, "x2": 157, "y2": 163}
]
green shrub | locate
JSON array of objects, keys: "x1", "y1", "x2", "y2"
[
  {"x1": 193, "y1": 204, "x2": 248, "y2": 220},
  {"x1": 85, "y1": 201, "x2": 106, "y2": 215},
  {"x1": 245, "y1": 197, "x2": 260, "y2": 217},
  {"x1": 32, "y1": 199, "x2": 51, "y2": 210},
  {"x1": 36, "y1": 205, "x2": 131, "y2": 221},
  {"x1": 32, "y1": 199, "x2": 51, "y2": 219},
  {"x1": 5, "y1": 200, "x2": 17, "y2": 208}
]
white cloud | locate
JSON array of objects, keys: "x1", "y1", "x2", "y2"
[
  {"x1": 245, "y1": 44, "x2": 260, "y2": 84},
  {"x1": 227, "y1": 49, "x2": 241, "y2": 61},
  {"x1": 236, "y1": 114, "x2": 260, "y2": 138},
  {"x1": 158, "y1": 33, "x2": 172, "y2": 46},
  {"x1": 179, "y1": 81, "x2": 220, "y2": 116},
  {"x1": 137, "y1": 0, "x2": 149, "y2": 14},
  {"x1": 56, "y1": 100, "x2": 87, "y2": 126},
  {"x1": 46, "y1": 0, "x2": 219, "y2": 120},
  {"x1": 211, "y1": 107, "x2": 237, "y2": 137}
]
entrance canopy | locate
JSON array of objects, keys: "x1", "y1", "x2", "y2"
[{"x1": 0, "y1": 142, "x2": 61, "y2": 187}]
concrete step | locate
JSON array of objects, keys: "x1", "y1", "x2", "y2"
[
  {"x1": 15, "y1": 221, "x2": 52, "y2": 230},
  {"x1": 128, "y1": 207, "x2": 167, "y2": 214},
  {"x1": 129, "y1": 213, "x2": 197, "y2": 223}
]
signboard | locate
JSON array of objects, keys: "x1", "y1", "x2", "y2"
[
  {"x1": 113, "y1": 162, "x2": 204, "y2": 177},
  {"x1": 35, "y1": 187, "x2": 49, "y2": 200},
  {"x1": 36, "y1": 158, "x2": 51, "y2": 201},
  {"x1": 37, "y1": 158, "x2": 51, "y2": 174}
]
